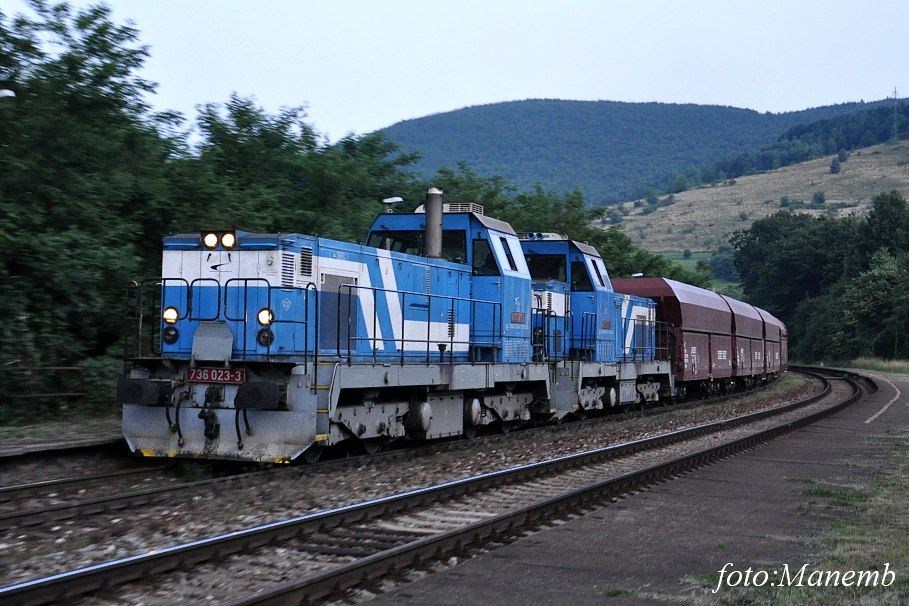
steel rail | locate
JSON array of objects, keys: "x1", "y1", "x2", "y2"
[
  {"x1": 0, "y1": 374, "x2": 788, "y2": 529},
  {"x1": 0, "y1": 437, "x2": 124, "y2": 463},
  {"x1": 0, "y1": 466, "x2": 164, "y2": 504},
  {"x1": 230, "y1": 369, "x2": 863, "y2": 606},
  {"x1": 0, "y1": 384, "x2": 784, "y2": 529},
  {"x1": 0, "y1": 370, "x2": 849, "y2": 606}
]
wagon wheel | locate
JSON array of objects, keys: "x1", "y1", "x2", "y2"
[
  {"x1": 348, "y1": 437, "x2": 384, "y2": 456},
  {"x1": 361, "y1": 438, "x2": 384, "y2": 455},
  {"x1": 301, "y1": 444, "x2": 322, "y2": 464}
]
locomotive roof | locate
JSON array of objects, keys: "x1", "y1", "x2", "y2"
[
  {"x1": 371, "y1": 211, "x2": 517, "y2": 236},
  {"x1": 472, "y1": 213, "x2": 517, "y2": 235},
  {"x1": 162, "y1": 232, "x2": 308, "y2": 250},
  {"x1": 518, "y1": 237, "x2": 601, "y2": 258}
]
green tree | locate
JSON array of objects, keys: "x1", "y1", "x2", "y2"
[
  {"x1": 836, "y1": 250, "x2": 908, "y2": 357},
  {"x1": 422, "y1": 165, "x2": 709, "y2": 285},
  {"x1": 187, "y1": 94, "x2": 417, "y2": 241},
  {"x1": 0, "y1": 1, "x2": 176, "y2": 367},
  {"x1": 731, "y1": 212, "x2": 856, "y2": 321},
  {"x1": 830, "y1": 157, "x2": 841, "y2": 174},
  {"x1": 856, "y1": 190, "x2": 909, "y2": 262}
]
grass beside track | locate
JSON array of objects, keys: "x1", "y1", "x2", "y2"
[
  {"x1": 716, "y1": 432, "x2": 909, "y2": 605},
  {"x1": 849, "y1": 357, "x2": 909, "y2": 378}
]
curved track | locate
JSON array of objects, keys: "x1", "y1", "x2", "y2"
[
  {"x1": 0, "y1": 368, "x2": 864, "y2": 606},
  {"x1": 0, "y1": 376, "x2": 790, "y2": 529}
]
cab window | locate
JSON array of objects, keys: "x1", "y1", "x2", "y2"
[
  {"x1": 498, "y1": 236, "x2": 517, "y2": 271},
  {"x1": 367, "y1": 230, "x2": 467, "y2": 264},
  {"x1": 440, "y1": 231, "x2": 467, "y2": 264},
  {"x1": 472, "y1": 239, "x2": 500, "y2": 276},
  {"x1": 589, "y1": 258, "x2": 606, "y2": 287},
  {"x1": 570, "y1": 260, "x2": 594, "y2": 291},
  {"x1": 367, "y1": 230, "x2": 421, "y2": 255}
]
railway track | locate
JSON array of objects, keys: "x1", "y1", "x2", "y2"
[
  {"x1": 0, "y1": 368, "x2": 864, "y2": 606},
  {"x1": 0, "y1": 437, "x2": 125, "y2": 464},
  {"x1": 0, "y1": 375, "x2": 791, "y2": 529}
]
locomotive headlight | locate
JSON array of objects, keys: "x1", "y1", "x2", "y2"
[
  {"x1": 203, "y1": 232, "x2": 218, "y2": 249},
  {"x1": 162, "y1": 326, "x2": 180, "y2": 344},
  {"x1": 220, "y1": 232, "x2": 236, "y2": 249},
  {"x1": 257, "y1": 307, "x2": 274, "y2": 325},
  {"x1": 162, "y1": 306, "x2": 179, "y2": 324}
]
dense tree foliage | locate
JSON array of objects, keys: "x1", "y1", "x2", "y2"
[
  {"x1": 663, "y1": 103, "x2": 908, "y2": 192},
  {"x1": 0, "y1": 2, "x2": 708, "y2": 418},
  {"x1": 407, "y1": 165, "x2": 710, "y2": 286},
  {"x1": 732, "y1": 191, "x2": 909, "y2": 361},
  {"x1": 382, "y1": 98, "x2": 900, "y2": 204}
]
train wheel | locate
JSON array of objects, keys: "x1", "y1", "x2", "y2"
[
  {"x1": 301, "y1": 444, "x2": 322, "y2": 464},
  {"x1": 463, "y1": 397, "x2": 481, "y2": 440},
  {"x1": 361, "y1": 438, "x2": 383, "y2": 455},
  {"x1": 496, "y1": 420, "x2": 512, "y2": 434},
  {"x1": 348, "y1": 438, "x2": 384, "y2": 456},
  {"x1": 575, "y1": 407, "x2": 588, "y2": 421}
]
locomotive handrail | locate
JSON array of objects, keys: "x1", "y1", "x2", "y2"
[
  {"x1": 223, "y1": 278, "x2": 316, "y2": 361},
  {"x1": 530, "y1": 307, "x2": 572, "y2": 362},
  {"x1": 575, "y1": 311, "x2": 600, "y2": 360},
  {"x1": 188, "y1": 278, "x2": 221, "y2": 321},
  {"x1": 123, "y1": 277, "x2": 318, "y2": 364},
  {"x1": 622, "y1": 318, "x2": 672, "y2": 362},
  {"x1": 336, "y1": 283, "x2": 503, "y2": 366},
  {"x1": 123, "y1": 278, "x2": 191, "y2": 359}
]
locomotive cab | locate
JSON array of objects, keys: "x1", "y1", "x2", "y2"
[
  {"x1": 519, "y1": 235, "x2": 657, "y2": 363},
  {"x1": 365, "y1": 202, "x2": 532, "y2": 363}
]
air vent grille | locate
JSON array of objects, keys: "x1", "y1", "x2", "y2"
[
  {"x1": 281, "y1": 252, "x2": 296, "y2": 288},
  {"x1": 300, "y1": 246, "x2": 313, "y2": 277}
]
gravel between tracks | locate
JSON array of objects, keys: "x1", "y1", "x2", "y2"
[
  {"x1": 92, "y1": 375, "x2": 847, "y2": 606},
  {"x1": 0, "y1": 373, "x2": 820, "y2": 588},
  {"x1": 0, "y1": 450, "x2": 144, "y2": 489}
]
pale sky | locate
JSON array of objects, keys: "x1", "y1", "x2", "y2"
[{"x1": 6, "y1": 0, "x2": 907, "y2": 141}]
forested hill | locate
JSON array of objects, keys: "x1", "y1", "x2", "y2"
[{"x1": 381, "y1": 98, "x2": 900, "y2": 204}]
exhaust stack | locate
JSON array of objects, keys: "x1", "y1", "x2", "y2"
[{"x1": 424, "y1": 187, "x2": 443, "y2": 259}]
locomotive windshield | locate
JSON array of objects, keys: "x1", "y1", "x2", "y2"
[
  {"x1": 472, "y1": 239, "x2": 500, "y2": 275},
  {"x1": 526, "y1": 254, "x2": 567, "y2": 283},
  {"x1": 366, "y1": 230, "x2": 467, "y2": 264}
]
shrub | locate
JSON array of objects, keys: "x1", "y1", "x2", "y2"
[
  {"x1": 812, "y1": 191, "x2": 826, "y2": 204},
  {"x1": 830, "y1": 157, "x2": 841, "y2": 174}
]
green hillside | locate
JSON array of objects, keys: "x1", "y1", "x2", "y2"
[{"x1": 381, "y1": 98, "x2": 900, "y2": 204}]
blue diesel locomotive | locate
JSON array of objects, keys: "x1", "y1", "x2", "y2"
[{"x1": 119, "y1": 189, "x2": 673, "y2": 463}]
